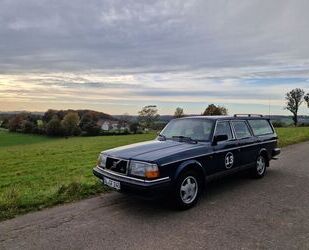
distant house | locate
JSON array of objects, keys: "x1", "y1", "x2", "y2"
[
  {"x1": 97, "y1": 119, "x2": 129, "y2": 132},
  {"x1": 101, "y1": 121, "x2": 109, "y2": 131}
]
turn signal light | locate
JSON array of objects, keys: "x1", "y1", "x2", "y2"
[{"x1": 145, "y1": 169, "x2": 160, "y2": 179}]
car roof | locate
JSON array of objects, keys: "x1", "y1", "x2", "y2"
[{"x1": 177, "y1": 115, "x2": 270, "y2": 121}]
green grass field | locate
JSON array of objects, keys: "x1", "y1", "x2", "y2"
[
  {"x1": 0, "y1": 127, "x2": 309, "y2": 221},
  {"x1": 276, "y1": 127, "x2": 309, "y2": 147},
  {"x1": 0, "y1": 129, "x2": 56, "y2": 147},
  {"x1": 0, "y1": 131, "x2": 155, "y2": 221}
]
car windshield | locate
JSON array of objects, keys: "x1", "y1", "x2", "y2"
[{"x1": 160, "y1": 118, "x2": 214, "y2": 142}]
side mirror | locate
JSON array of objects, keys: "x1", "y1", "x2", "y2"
[{"x1": 213, "y1": 134, "x2": 228, "y2": 145}]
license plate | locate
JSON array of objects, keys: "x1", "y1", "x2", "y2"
[{"x1": 103, "y1": 177, "x2": 121, "y2": 190}]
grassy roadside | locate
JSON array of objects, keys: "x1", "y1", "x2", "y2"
[
  {"x1": 0, "y1": 127, "x2": 309, "y2": 221},
  {"x1": 276, "y1": 127, "x2": 309, "y2": 147},
  {"x1": 0, "y1": 132, "x2": 156, "y2": 221}
]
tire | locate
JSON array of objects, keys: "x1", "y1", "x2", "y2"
[
  {"x1": 251, "y1": 154, "x2": 267, "y2": 178},
  {"x1": 172, "y1": 170, "x2": 202, "y2": 210}
]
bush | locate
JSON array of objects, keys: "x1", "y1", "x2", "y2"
[
  {"x1": 72, "y1": 126, "x2": 82, "y2": 136},
  {"x1": 272, "y1": 121, "x2": 285, "y2": 128},
  {"x1": 21, "y1": 120, "x2": 35, "y2": 133},
  {"x1": 8, "y1": 116, "x2": 23, "y2": 132},
  {"x1": 46, "y1": 116, "x2": 63, "y2": 136},
  {"x1": 32, "y1": 126, "x2": 45, "y2": 135},
  {"x1": 81, "y1": 121, "x2": 101, "y2": 136},
  {"x1": 0, "y1": 118, "x2": 9, "y2": 129},
  {"x1": 61, "y1": 112, "x2": 81, "y2": 136},
  {"x1": 297, "y1": 123, "x2": 309, "y2": 127},
  {"x1": 129, "y1": 122, "x2": 139, "y2": 134}
]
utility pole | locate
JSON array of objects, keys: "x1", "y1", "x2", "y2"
[{"x1": 268, "y1": 97, "x2": 271, "y2": 119}]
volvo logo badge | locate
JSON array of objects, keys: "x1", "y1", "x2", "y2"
[{"x1": 111, "y1": 160, "x2": 121, "y2": 169}]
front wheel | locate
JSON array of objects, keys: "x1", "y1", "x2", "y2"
[
  {"x1": 173, "y1": 170, "x2": 202, "y2": 210},
  {"x1": 251, "y1": 155, "x2": 267, "y2": 178}
]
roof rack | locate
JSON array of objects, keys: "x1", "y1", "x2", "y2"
[{"x1": 233, "y1": 114, "x2": 264, "y2": 117}]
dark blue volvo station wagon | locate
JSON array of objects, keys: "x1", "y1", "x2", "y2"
[{"x1": 93, "y1": 114, "x2": 280, "y2": 209}]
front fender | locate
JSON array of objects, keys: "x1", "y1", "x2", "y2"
[{"x1": 172, "y1": 159, "x2": 206, "y2": 182}]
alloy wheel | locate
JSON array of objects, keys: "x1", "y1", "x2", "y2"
[
  {"x1": 256, "y1": 156, "x2": 266, "y2": 175},
  {"x1": 180, "y1": 176, "x2": 198, "y2": 204}
]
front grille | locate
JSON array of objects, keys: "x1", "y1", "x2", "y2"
[{"x1": 106, "y1": 157, "x2": 128, "y2": 174}]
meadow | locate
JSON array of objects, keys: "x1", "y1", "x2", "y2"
[
  {"x1": 1, "y1": 127, "x2": 309, "y2": 221},
  {"x1": 0, "y1": 130, "x2": 155, "y2": 221}
]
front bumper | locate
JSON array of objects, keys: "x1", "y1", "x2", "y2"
[{"x1": 93, "y1": 166, "x2": 172, "y2": 198}]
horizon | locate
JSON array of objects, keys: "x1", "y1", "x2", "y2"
[
  {"x1": 1, "y1": 1, "x2": 309, "y2": 116},
  {"x1": 1, "y1": 109, "x2": 308, "y2": 118}
]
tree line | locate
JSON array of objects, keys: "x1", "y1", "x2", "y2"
[
  {"x1": 6, "y1": 91, "x2": 309, "y2": 138},
  {"x1": 0, "y1": 104, "x2": 228, "y2": 137},
  {"x1": 0, "y1": 109, "x2": 125, "y2": 136}
]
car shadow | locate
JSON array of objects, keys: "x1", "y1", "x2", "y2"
[{"x1": 111, "y1": 168, "x2": 281, "y2": 218}]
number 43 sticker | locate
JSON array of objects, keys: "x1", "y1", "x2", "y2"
[{"x1": 225, "y1": 152, "x2": 234, "y2": 169}]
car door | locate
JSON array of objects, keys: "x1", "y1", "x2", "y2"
[
  {"x1": 211, "y1": 121, "x2": 240, "y2": 174},
  {"x1": 231, "y1": 120, "x2": 257, "y2": 167}
]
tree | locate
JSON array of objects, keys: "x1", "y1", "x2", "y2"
[
  {"x1": 118, "y1": 113, "x2": 131, "y2": 131},
  {"x1": 61, "y1": 112, "x2": 81, "y2": 136},
  {"x1": 285, "y1": 88, "x2": 305, "y2": 126},
  {"x1": 80, "y1": 111, "x2": 100, "y2": 136},
  {"x1": 203, "y1": 104, "x2": 228, "y2": 116},
  {"x1": 305, "y1": 93, "x2": 309, "y2": 108},
  {"x1": 21, "y1": 120, "x2": 35, "y2": 134},
  {"x1": 46, "y1": 115, "x2": 63, "y2": 136},
  {"x1": 0, "y1": 118, "x2": 9, "y2": 129},
  {"x1": 138, "y1": 105, "x2": 160, "y2": 129},
  {"x1": 119, "y1": 113, "x2": 131, "y2": 123},
  {"x1": 82, "y1": 122, "x2": 101, "y2": 135},
  {"x1": 43, "y1": 109, "x2": 58, "y2": 123},
  {"x1": 8, "y1": 115, "x2": 23, "y2": 132},
  {"x1": 129, "y1": 122, "x2": 139, "y2": 134},
  {"x1": 174, "y1": 107, "x2": 184, "y2": 118}
]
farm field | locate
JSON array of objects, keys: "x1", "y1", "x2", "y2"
[
  {"x1": 0, "y1": 131, "x2": 155, "y2": 221},
  {"x1": 1, "y1": 126, "x2": 309, "y2": 221},
  {"x1": 0, "y1": 129, "x2": 57, "y2": 147}
]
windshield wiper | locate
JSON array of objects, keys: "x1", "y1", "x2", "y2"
[
  {"x1": 157, "y1": 134, "x2": 167, "y2": 141},
  {"x1": 172, "y1": 136, "x2": 198, "y2": 144}
]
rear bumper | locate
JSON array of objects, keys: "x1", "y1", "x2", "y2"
[
  {"x1": 272, "y1": 148, "x2": 281, "y2": 159},
  {"x1": 93, "y1": 166, "x2": 172, "y2": 199}
]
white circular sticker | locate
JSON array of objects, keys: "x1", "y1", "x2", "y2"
[{"x1": 225, "y1": 152, "x2": 234, "y2": 169}]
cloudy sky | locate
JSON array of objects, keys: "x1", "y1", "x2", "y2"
[{"x1": 1, "y1": 0, "x2": 309, "y2": 115}]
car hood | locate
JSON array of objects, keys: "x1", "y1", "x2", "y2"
[{"x1": 103, "y1": 139, "x2": 211, "y2": 164}]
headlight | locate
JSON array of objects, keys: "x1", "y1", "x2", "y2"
[
  {"x1": 129, "y1": 161, "x2": 160, "y2": 179},
  {"x1": 97, "y1": 154, "x2": 107, "y2": 168}
]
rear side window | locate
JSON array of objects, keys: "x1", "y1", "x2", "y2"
[
  {"x1": 232, "y1": 121, "x2": 252, "y2": 139},
  {"x1": 248, "y1": 119, "x2": 273, "y2": 136},
  {"x1": 214, "y1": 121, "x2": 233, "y2": 140}
]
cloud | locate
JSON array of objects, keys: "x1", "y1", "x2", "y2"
[{"x1": 0, "y1": 0, "x2": 309, "y2": 114}]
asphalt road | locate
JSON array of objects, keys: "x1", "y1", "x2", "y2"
[{"x1": 1, "y1": 142, "x2": 309, "y2": 250}]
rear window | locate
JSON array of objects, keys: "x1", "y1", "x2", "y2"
[
  {"x1": 232, "y1": 121, "x2": 252, "y2": 139},
  {"x1": 248, "y1": 119, "x2": 273, "y2": 136}
]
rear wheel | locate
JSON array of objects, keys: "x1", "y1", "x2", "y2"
[
  {"x1": 251, "y1": 154, "x2": 267, "y2": 178},
  {"x1": 173, "y1": 170, "x2": 202, "y2": 210}
]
